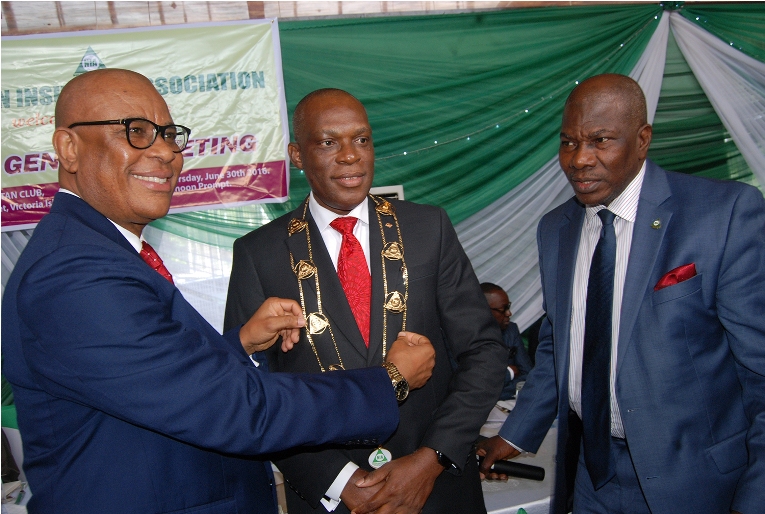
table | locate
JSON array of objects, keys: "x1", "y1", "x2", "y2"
[{"x1": 481, "y1": 400, "x2": 557, "y2": 514}]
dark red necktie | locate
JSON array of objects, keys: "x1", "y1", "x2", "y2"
[
  {"x1": 140, "y1": 241, "x2": 174, "y2": 284},
  {"x1": 330, "y1": 216, "x2": 371, "y2": 347}
]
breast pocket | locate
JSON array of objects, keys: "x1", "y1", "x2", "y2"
[
  {"x1": 652, "y1": 273, "x2": 702, "y2": 306},
  {"x1": 406, "y1": 262, "x2": 437, "y2": 283}
]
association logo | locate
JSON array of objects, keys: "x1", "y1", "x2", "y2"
[{"x1": 74, "y1": 47, "x2": 106, "y2": 76}]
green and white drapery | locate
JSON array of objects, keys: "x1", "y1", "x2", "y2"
[
  {"x1": 457, "y1": 11, "x2": 670, "y2": 330},
  {"x1": 459, "y1": 9, "x2": 765, "y2": 329},
  {"x1": 2, "y1": 4, "x2": 763, "y2": 333}
]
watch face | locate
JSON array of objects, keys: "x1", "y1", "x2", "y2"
[{"x1": 395, "y1": 380, "x2": 409, "y2": 401}]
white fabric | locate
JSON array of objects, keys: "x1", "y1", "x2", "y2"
[
  {"x1": 632, "y1": 11, "x2": 669, "y2": 125},
  {"x1": 143, "y1": 225, "x2": 234, "y2": 332},
  {"x1": 309, "y1": 192, "x2": 371, "y2": 273},
  {"x1": 455, "y1": 15, "x2": 668, "y2": 332},
  {"x1": 320, "y1": 461, "x2": 360, "y2": 511},
  {"x1": 669, "y1": 12, "x2": 765, "y2": 189},
  {"x1": 567, "y1": 163, "x2": 645, "y2": 439}
]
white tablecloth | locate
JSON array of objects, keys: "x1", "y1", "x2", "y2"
[{"x1": 481, "y1": 400, "x2": 557, "y2": 514}]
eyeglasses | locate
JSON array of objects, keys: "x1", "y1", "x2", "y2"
[
  {"x1": 68, "y1": 118, "x2": 192, "y2": 153},
  {"x1": 490, "y1": 304, "x2": 511, "y2": 315}
]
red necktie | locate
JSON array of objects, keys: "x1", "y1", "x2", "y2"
[
  {"x1": 140, "y1": 241, "x2": 174, "y2": 284},
  {"x1": 330, "y1": 217, "x2": 371, "y2": 347}
]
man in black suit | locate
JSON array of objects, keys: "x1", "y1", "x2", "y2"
[{"x1": 224, "y1": 88, "x2": 506, "y2": 514}]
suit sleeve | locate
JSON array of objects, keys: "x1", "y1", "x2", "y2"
[
  {"x1": 508, "y1": 324, "x2": 534, "y2": 379},
  {"x1": 418, "y1": 208, "x2": 508, "y2": 466},
  {"x1": 16, "y1": 243, "x2": 399, "y2": 457},
  {"x1": 224, "y1": 236, "x2": 266, "y2": 332},
  {"x1": 718, "y1": 187, "x2": 765, "y2": 513},
  {"x1": 499, "y1": 217, "x2": 561, "y2": 452}
]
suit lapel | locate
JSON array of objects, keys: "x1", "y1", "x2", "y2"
[
  {"x1": 616, "y1": 162, "x2": 672, "y2": 374},
  {"x1": 555, "y1": 201, "x2": 584, "y2": 382},
  {"x1": 53, "y1": 192, "x2": 137, "y2": 255},
  {"x1": 367, "y1": 201, "x2": 385, "y2": 366},
  {"x1": 285, "y1": 206, "x2": 369, "y2": 362}
]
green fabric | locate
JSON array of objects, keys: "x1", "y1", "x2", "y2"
[
  {"x1": 1, "y1": 373, "x2": 13, "y2": 407},
  {"x1": 681, "y1": 3, "x2": 765, "y2": 62},
  {"x1": 1, "y1": 405, "x2": 18, "y2": 429},
  {"x1": 152, "y1": 4, "x2": 662, "y2": 243},
  {"x1": 648, "y1": 29, "x2": 756, "y2": 187}
]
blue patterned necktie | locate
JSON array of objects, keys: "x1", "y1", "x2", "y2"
[{"x1": 581, "y1": 209, "x2": 616, "y2": 489}]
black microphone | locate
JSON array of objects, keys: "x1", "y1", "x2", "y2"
[{"x1": 477, "y1": 456, "x2": 545, "y2": 481}]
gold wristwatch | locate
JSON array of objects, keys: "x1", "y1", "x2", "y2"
[{"x1": 382, "y1": 361, "x2": 409, "y2": 402}]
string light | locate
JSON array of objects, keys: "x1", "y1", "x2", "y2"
[{"x1": 377, "y1": 17, "x2": 653, "y2": 161}]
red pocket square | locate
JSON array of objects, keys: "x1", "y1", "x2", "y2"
[{"x1": 654, "y1": 263, "x2": 697, "y2": 291}]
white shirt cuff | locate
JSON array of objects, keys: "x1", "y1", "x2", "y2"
[
  {"x1": 506, "y1": 366, "x2": 515, "y2": 381},
  {"x1": 500, "y1": 436, "x2": 526, "y2": 455},
  {"x1": 321, "y1": 461, "x2": 359, "y2": 511}
]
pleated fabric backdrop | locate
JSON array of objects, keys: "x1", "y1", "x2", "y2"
[{"x1": 2, "y1": 3, "x2": 763, "y2": 337}]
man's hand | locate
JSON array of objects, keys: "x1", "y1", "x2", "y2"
[
  {"x1": 340, "y1": 468, "x2": 384, "y2": 511},
  {"x1": 385, "y1": 331, "x2": 435, "y2": 389},
  {"x1": 350, "y1": 447, "x2": 444, "y2": 514},
  {"x1": 476, "y1": 436, "x2": 520, "y2": 480},
  {"x1": 239, "y1": 297, "x2": 305, "y2": 354}
]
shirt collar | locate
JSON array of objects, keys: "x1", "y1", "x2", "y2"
[
  {"x1": 308, "y1": 192, "x2": 369, "y2": 230},
  {"x1": 59, "y1": 188, "x2": 143, "y2": 253},
  {"x1": 586, "y1": 160, "x2": 646, "y2": 224}
]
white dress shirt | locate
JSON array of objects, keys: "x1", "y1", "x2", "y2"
[
  {"x1": 308, "y1": 192, "x2": 371, "y2": 510},
  {"x1": 309, "y1": 192, "x2": 371, "y2": 273},
  {"x1": 568, "y1": 161, "x2": 646, "y2": 438}
]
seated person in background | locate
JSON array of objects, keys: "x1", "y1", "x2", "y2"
[{"x1": 481, "y1": 283, "x2": 533, "y2": 400}]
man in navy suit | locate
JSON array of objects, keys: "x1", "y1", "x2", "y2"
[
  {"x1": 1, "y1": 69, "x2": 435, "y2": 514},
  {"x1": 478, "y1": 74, "x2": 765, "y2": 514}
]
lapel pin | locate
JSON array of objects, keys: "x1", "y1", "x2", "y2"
[
  {"x1": 651, "y1": 219, "x2": 661, "y2": 229},
  {"x1": 385, "y1": 223, "x2": 393, "y2": 228}
]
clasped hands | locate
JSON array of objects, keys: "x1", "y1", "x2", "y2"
[{"x1": 344, "y1": 447, "x2": 445, "y2": 514}]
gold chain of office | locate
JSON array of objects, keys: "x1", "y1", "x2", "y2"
[{"x1": 287, "y1": 195, "x2": 408, "y2": 372}]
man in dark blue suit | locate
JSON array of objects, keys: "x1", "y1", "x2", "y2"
[
  {"x1": 1, "y1": 69, "x2": 435, "y2": 514},
  {"x1": 478, "y1": 74, "x2": 765, "y2": 514}
]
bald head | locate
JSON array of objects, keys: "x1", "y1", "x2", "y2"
[
  {"x1": 558, "y1": 73, "x2": 652, "y2": 207},
  {"x1": 292, "y1": 88, "x2": 366, "y2": 144},
  {"x1": 55, "y1": 69, "x2": 158, "y2": 129},
  {"x1": 565, "y1": 74, "x2": 647, "y2": 131}
]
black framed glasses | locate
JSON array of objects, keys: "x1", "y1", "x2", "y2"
[
  {"x1": 68, "y1": 118, "x2": 192, "y2": 153},
  {"x1": 490, "y1": 304, "x2": 511, "y2": 315}
]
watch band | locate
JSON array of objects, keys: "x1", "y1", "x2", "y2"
[
  {"x1": 434, "y1": 450, "x2": 459, "y2": 471},
  {"x1": 382, "y1": 361, "x2": 409, "y2": 402}
]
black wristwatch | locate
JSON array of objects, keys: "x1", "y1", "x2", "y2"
[
  {"x1": 382, "y1": 361, "x2": 409, "y2": 402},
  {"x1": 434, "y1": 450, "x2": 458, "y2": 471}
]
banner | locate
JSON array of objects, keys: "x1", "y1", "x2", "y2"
[{"x1": 1, "y1": 20, "x2": 290, "y2": 231}]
